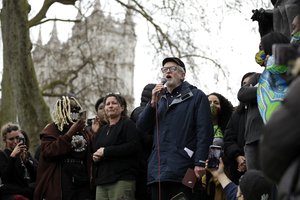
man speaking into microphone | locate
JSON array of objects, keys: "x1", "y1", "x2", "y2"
[{"x1": 137, "y1": 57, "x2": 213, "y2": 200}]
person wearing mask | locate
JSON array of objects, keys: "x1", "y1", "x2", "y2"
[
  {"x1": 239, "y1": 32, "x2": 289, "y2": 170},
  {"x1": 203, "y1": 93, "x2": 233, "y2": 200},
  {"x1": 92, "y1": 93, "x2": 139, "y2": 200},
  {"x1": 260, "y1": 43, "x2": 300, "y2": 199},
  {"x1": 257, "y1": 32, "x2": 290, "y2": 124},
  {"x1": 34, "y1": 96, "x2": 93, "y2": 200},
  {"x1": 137, "y1": 57, "x2": 213, "y2": 200},
  {"x1": 224, "y1": 72, "x2": 255, "y2": 184},
  {"x1": 207, "y1": 92, "x2": 234, "y2": 147},
  {"x1": 0, "y1": 124, "x2": 37, "y2": 200}
]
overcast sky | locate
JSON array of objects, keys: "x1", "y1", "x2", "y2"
[{"x1": 1, "y1": 0, "x2": 269, "y2": 106}]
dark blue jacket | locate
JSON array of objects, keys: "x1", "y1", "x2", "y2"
[
  {"x1": 224, "y1": 182, "x2": 238, "y2": 200},
  {"x1": 137, "y1": 81, "x2": 213, "y2": 184}
]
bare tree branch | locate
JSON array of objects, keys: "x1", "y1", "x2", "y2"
[
  {"x1": 28, "y1": 0, "x2": 77, "y2": 28},
  {"x1": 115, "y1": 0, "x2": 181, "y2": 56},
  {"x1": 37, "y1": 18, "x2": 81, "y2": 26}
]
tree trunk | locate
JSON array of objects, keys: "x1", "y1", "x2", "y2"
[{"x1": 1, "y1": 0, "x2": 51, "y2": 149}]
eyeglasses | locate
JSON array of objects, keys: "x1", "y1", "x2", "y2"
[{"x1": 161, "y1": 66, "x2": 180, "y2": 73}]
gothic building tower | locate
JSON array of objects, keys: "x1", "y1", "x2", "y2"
[{"x1": 32, "y1": 0, "x2": 136, "y2": 115}]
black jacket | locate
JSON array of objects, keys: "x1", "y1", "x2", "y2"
[
  {"x1": 237, "y1": 73, "x2": 264, "y2": 144},
  {"x1": 0, "y1": 149, "x2": 37, "y2": 199},
  {"x1": 224, "y1": 109, "x2": 246, "y2": 160},
  {"x1": 92, "y1": 117, "x2": 139, "y2": 185},
  {"x1": 223, "y1": 108, "x2": 247, "y2": 184}
]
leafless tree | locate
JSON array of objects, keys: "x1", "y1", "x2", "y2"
[{"x1": 0, "y1": 0, "x2": 271, "y2": 148}]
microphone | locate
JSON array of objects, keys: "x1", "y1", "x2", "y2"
[
  {"x1": 161, "y1": 77, "x2": 167, "y2": 85},
  {"x1": 157, "y1": 78, "x2": 167, "y2": 96}
]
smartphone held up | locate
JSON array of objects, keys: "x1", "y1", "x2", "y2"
[
  {"x1": 78, "y1": 110, "x2": 87, "y2": 121},
  {"x1": 19, "y1": 137, "x2": 26, "y2": 145},
  {"x1": 207, "y1": 145, "x2": 222, "y2": 169}
]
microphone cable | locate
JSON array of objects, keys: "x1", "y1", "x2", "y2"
[
  {"x1": 154, "y1": 78, "x2": 167, "y2": 200},
  {"x1": 155, "y1": 100, "x2": 161, "y2": 200}
]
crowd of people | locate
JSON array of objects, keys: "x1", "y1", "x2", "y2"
[{"x1": 0, "y1": 13, "x2": 299, "y2": 200}]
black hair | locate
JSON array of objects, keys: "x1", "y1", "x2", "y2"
[
  {"x1": 208, "y1": 92, "x2": 234, "y2": 132},
  {"x1": 95, "y1": 97, "x2": 105, "y2": 112},
  {"x1": 103, "y1": 93, "x2": 128, "y2": 118},
  {"x1": 20, "y1": 130, "x2": 30, "y2": 149},
  {"x1": 236, "y1": 72, "x2": 256, "y2": 113},
  {"x1": 261, "y1": 32, "x2": 290, "y2": 55},
  {"x1": 140, "y1": 84, "x2": 156, "y2": 106}
]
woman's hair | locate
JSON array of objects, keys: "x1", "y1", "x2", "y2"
[
  {"x1": 52, "y1": 96, "x2": 82, "y2": 131},
  {"x1": 20, "y1": 130, "x2": 30, "y2": 149},
  {"x1": 94, "y1": 97, "x2": 105, "y2": 112},
  {"x1": 236, "y1": 72, "x2": 256, "y2": 113},
  {"x1": 103, "y1": 93, "x2": 128, "y2": 118},
  {"x1": 1, "y1": 123, "x2": 19, "y2": 141},
  {"x1": 261, "y1": 32, "x2": 290, "y2": 55},
  {"x1": 208, "y1": 92, "x2": 234, "y2": 132}
]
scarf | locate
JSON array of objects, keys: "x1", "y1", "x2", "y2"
[
  {"x1": 257, "y1": 56, "x2": 288, "y2": 123},
  {"x1": 290, "y1": 32, "x2": 300, "y2": 44}
]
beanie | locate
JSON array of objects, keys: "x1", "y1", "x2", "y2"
[{"x1": 239, "y1": 170, "x2": 273, "y2": 200}]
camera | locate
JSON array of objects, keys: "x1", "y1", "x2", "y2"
[
  {"x1": 19, "y1": 137, "x2": 26, "y2": 145},
  {"x1": 78, "y1": 110, "x2": 87, "y2": 121},
  {"x1": 207, "y1": 145, "x2": 222, "y2": 169}
]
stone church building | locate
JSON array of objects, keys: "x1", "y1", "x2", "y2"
[{"x1": 32, "y1": 0, "x2": 136, "y2": 116}]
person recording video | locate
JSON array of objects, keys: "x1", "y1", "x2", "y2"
[
  {"x1": 0, "y1": 124, "x2": 37, "y2": 200},
  {"x1": 34, "y1": 96, "x2": 93, "y2": 200},
  {"x1": 206, "y1": 158, "x2": 273, "y2": 200}
]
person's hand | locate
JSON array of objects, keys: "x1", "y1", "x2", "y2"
[
  {"x1": 206, "y1": 158, "x2": 232, "y2": 189},
  {"x1": 206, "y1": 158, "x2": 225, "y2": 179},
  {"x1": 194, "y1": 166, "x2": 206, "y2": 178},
  {"x1": 236, "y1": 156, "x2": 247, "y2": 172},
  {"x1": 91, "y1": 116, "x2": 101, "y2": 134},
  {"x1": 150, "y1": 83, "x2": 165, "y2": 107},
  {"x1": 93, "y1": 147, "x2": 105, "y2": 162},
  {"x1": 20, "y1": 148, "x2": 29, "y2": 162},
  {"x1": 10, "y1": 142, "x2": 26, "y2": 158},
  {"x1": 67, "y1": 118, "x2": 86, "y2": 137}
]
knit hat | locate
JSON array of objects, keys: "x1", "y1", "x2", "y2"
[{"x1": 239, "y1": 170, "x2": 273, "y2": 200}]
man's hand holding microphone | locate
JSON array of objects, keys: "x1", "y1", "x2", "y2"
[{"x1": 151, "y1": 78, "x2": 167, "y2": 108}]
